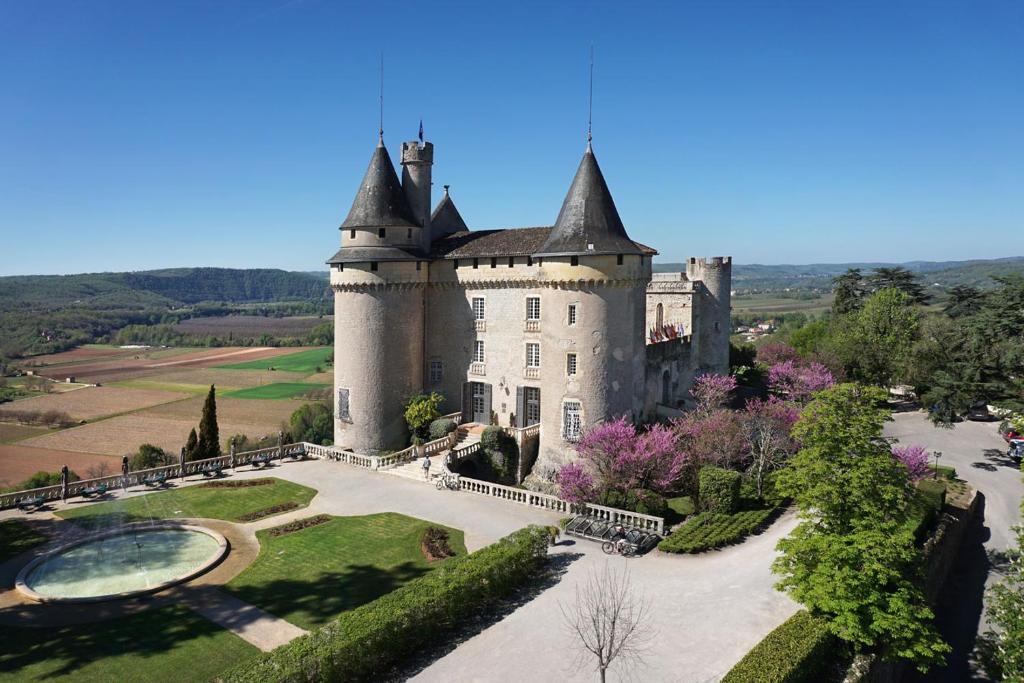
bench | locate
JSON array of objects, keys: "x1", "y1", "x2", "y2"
[
  {"x1": 80, "y1": 483, "x2": 108, "y2": 498},
  {"x1": 251, "y1": 453, "x2": 271, "y2": 469},
  {"x1": 200, "y1": 463, "x2": 224, "y2": 478},
  {"x1": 142, "y1": 472, "x2": 168, "y2": 488},
  {"x1": 18, "y1": 496, "x2": 46, "y2": 513}
]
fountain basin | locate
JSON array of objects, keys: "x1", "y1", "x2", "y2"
[{"x1": 16, "y1": 523, "x2": 229, "y2": 604}]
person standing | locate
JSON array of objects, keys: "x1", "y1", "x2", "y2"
[{"x1": 422, "y1": 455, "x2": 431, "y2": 481}]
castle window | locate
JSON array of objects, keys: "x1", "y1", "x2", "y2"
[
  {"x1": 571, "y1": 256, "x2": 579, "y2": 266},
  {"x1": 416, "y1": 261, "x2": 422, "y2": 271},
  {"x1": 378, "y1": 228, "x2": 386, "y2": 238},
  {"x1": 508, "y1": 257, "x2": 515, "y2": 268},
  {"x1": 371, "y1": 261, "x2": 379, "y2": 271},
  {"x1": 473, "y1": 258, "x2": 479, "y2": 269},
  {"x1": 526, "y1": 296, "x2": 541, "y2": 321},
  {"x1": 562, "y1": 400, "x2": 582, "y2": 442},
  {"x1": 566, "y1": 353, "x2": 577, "y2": 376},
  {"x1": 715, "y1": 322, "x2": 721, "y2": 332},
  {"x1": 617, "y1": 254, "x2": 624, "y2": 265},
  {"x1": 472, "y1": 297, "x2": 485, "y2": 321},
  {"x1": 337, "y1": 388, "x2": 351, "y2": 422},
  {"x1": 338, "y1": 263, "x2": 344, "y2": 272},
  {"x1": 454, "y1": 260, "x2": 459, "y2": 269},
  {"x1": 429, "y1": 360, "x2": 443, "y2": 384},
  {"x1": 567, "y1": 303, "x2": 577, "y2": 326},
  {"x1": 350, "y1": 229, "x2": 356, "y2": 240},
  {"x1": 473, "y1": 340, "x2": 485, "y2": 363},
  {"x1": 656, "y1": 303, "x2": 664, "y2": 327},
  {"x1": 407, "y1": 228, "x2": 412, "y2": 239},
  {"x1": 490, "y1": 257, "x2": 497, "y2": 269},
  {"x1": 526, "y1": 342, "x2": 540, "y2": 368},
  {"x1": 527, "y1": 256, "x2": 533, "y2": 266}
]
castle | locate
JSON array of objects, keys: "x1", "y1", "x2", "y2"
[{"x1": 329, "y1": 132, "x2": 731, "y2": 484}]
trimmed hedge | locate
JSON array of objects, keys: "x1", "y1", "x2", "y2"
[
  {"x1": 480, "y1": 426, "x2": 518, "y2": 482},
  {"x1": 721, "y1": 610, "x2": 837, "y2": 683},
  {"x1": 699, "y1": 466, "x2": 741, "y2": 513},
  {"x1": 659, "y1": 502, "x2": 783, "y2": 553},
  {"x1": 218, "y1": 525, "x2": 552, "y2": 682},
  {"x1": 428, "y1": 418, "x2": 457, "y2": 440},
  {"x1": 598, "y1": 488, "x2": 668, "y2": 517}
]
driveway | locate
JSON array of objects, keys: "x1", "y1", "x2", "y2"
[{"x1": 885, "y1": 411, "x2": 1023, "y2": 682}]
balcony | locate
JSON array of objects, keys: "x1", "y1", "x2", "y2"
[
  {"x1": 524, "y1": 319, "x2": 540, "y2": 332},
  {"x1": 474, "y1": 319, "x2": 486, "y2": 332},
  {"x1": 524, "y1": 366, "x2": 540, "y2": 380},
  {"x1": 470, "y1": 362, "x2": 486, "y2": 376}
]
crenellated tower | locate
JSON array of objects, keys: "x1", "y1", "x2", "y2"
[{"x1": 687, "y1": 256, "x2": 732, "y2": 375}]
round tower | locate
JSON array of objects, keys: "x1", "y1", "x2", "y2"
[
  {"x1": 328, "y1": 138, "x2": 427, "y2": 454},
  {"x1": 401, "y1": 140, "x2": 433, "y2": 253},
  {"x1": 687, "y1": 256, "x2": 732, "y2": 375}
]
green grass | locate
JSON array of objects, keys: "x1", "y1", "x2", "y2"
[
  {"x1": 217, "y1": 347, "x2": 332, "y2": 375},
  {"x1": 225, "y1": 512, "x2": 466, "y2": 630},
  {"x1": 0, "y1": 604, "x2": 257, "y2": 682},
  {"x1": 0, "y1": 519, "x2": 47, "y2": 562},
  {"x1": 223, "y1": 382, "x2": 329, "y2": 400},
  {"x1": 665, "y1": 495, "x2": 695, "y2": 525},
  {"x1": 107, "y1": 380, "x2": 218, "y2": 394},
  {"x1": 56, "y1": 478, "x2": 317, "y2": 530}
]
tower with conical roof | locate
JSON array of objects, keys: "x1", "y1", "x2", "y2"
[
  {"x1": 328, "y1": 134, "x2": 429, "y2": 454},
  {"x1": 527, "y1": 142, "x2": 651, "y2": 476}
]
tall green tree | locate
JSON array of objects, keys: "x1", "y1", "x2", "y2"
[
  {"x1": 195, "y1": 384, "x2": 221, "y2": 460},
  {"x1": 290, "y1": 402, "x2": 333, "y2": 445},
  {"x1": 773, "y1": 384, "x2": 949, "y2": 671},
  {"x1": 832, "y1": 268, "x2": 867, "y2": 315},
  {"x1": 942, "y1": 285, "x2": 984, "y2": 318},
  {"x1": 184, "y1": 427, "x2": 198, "y2": 462},
  {"x1": 869, "y1": 267, "x2": 930, "y2": 305},
  {"x1": 979, "y1": 522, "x2": 1024, "y2": 681},
  {"x1": 833, "y1": 288, "x2": 919, "y2": 387}
]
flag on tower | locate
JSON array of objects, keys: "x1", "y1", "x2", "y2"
[{"x1": 419, "y1": 119, "x2": 424, "y2": 143}]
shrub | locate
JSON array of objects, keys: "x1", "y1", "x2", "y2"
[
  {"x1": 659, "y1": 503, "x2": 783, "y2": 554},
  {"x1": 480, "y1": 426, "x2": 518, "y2": 482},
  {"x1": 699, "y1": 466, "x2": 741, "y2": 513},
  {"x1": 290, "y1": 402, "x2": 332, "y2": 445},
  {"x1": 404, "y1": 392, "x2": 443, "y2": 439},
  {"x1": 421, "y1": 526, "x2": 455, "y2": 561},
  {"x1": 218, "y1": 526, "x2": 551, "y2": 682},
  {"x1": 129, "y1": 443, "x2": 171, "y2": 471},
  {"x1": 721, "y1": 610, "x2": 838, "y2": 683},
  {"x1": 4, "y1": 469, "x2": 80, "y2": 492},
  {"x1": 428, "y1": 418, "x2": 457, "y2": 440},
  {"x1": 630, "y1": 489, "x2": 668, "y2": 517}
]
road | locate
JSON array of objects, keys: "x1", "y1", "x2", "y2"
[{"x1": 885, "y1": 411, "x2": 1023, "y2": 682}]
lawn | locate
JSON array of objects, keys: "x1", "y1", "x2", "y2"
[
  {"x1": 225, "y1": 512, "x2": 466, "y2": 629},
  {"x1": 56, "y1": 478, "x2": 317, "y2": 529},
  {"x1": 0, "y1": 604, "x2": 257, "y2": 682},
  {"x1": 217, "y1": 347, "x2": 332, "y2": 375},
  {"x1": 223, "y1": 383, "x2": 329, "y2": 400},
  {"x1": 0, "y1": 519, "x2": 47, "y2": 562}
]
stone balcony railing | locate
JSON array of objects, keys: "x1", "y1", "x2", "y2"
[
  {"x1": 469, "y1": 362, "x2": 486, "y2": 376},
  {"x1": 524, "y1": 319, "x2": 540, "y2": 332},
  {"x1": 524, "y1": 366, "x2": 540, "y2": 379},
  {"x1": 474, "y1": 320, "x2": 486, "y2": 332}
]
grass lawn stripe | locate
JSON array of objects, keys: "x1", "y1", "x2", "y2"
[
  {"x1": 56, "y1": 477, "x2": 316, "y2": 530},
  {"x1": 222, "y1": 383, "x2": 329, "y2": 400},
  {"x1": 0, "y1": 519, "x2": 47, "y2": 562},
  {"x1": 216, "y1": 347, "x2": 332, "y2": 375},
  {"x1": 225, "y1": 512, "x2": 466, "y2": 630},
  {"x1": 0, "y1": 604, "x2": 258, "y2": 682}
]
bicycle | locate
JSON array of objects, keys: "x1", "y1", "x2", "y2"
[
  {"x1": 435, "y1": 472, "x2": 461, "y2": 491},
  {"x1": 601, "y1": 537, "x2": 636, "y2": 557}
]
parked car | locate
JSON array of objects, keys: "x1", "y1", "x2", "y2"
[
  {"x1": 999, "y1": 421, "x2": 1021, "y2": 443},
  {"x1": 1009, "y1": 439, "x2": 1024, "y2": 463},
  {"x1": 966, "y1": 402, "x2": 993, "y2": 421}
]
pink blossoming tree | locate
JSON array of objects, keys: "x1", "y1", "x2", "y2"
[
  {"x1": 690, "y1": 373, "x2": 737, "y2": 414},
  {"x1": 767, "y1": 360, "x2": 835, "y2": 403},
  {"x1": 743, "y1": 397, "x2": 801, "y2": 497},
  {"x1": 891, "y1": 444, "x2": 931, "y2": 482}
]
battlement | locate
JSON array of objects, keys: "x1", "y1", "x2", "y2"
[
  {"x1": 688, "y1": 256, "x2": 732, "y2": 267},
  {"x1": 400, "y1": 140, "x2": 433, "y2": 164}
]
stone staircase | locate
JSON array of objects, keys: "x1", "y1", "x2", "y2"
[{"x1": 381, "y1": 424, "x2": 484, "y2": 484}]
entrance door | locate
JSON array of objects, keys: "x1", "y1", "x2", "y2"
[
  {"x1": 466, "y1": 381, "x2": 491, "y2": 424},
  {"x1": 515, "y1": 386, "x2": 541, "y2": 428}
]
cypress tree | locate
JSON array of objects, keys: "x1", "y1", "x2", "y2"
[
  {"x1": 197, "y1": 384, "x2": 221, "y2": 460},
  {"x1": 184, "y1": 427, "x2": 198, "y2": 462}
]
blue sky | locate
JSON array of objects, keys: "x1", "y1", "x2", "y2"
[{"x1": 1, "y1": 1, "x2": 1021, "y2": 275}]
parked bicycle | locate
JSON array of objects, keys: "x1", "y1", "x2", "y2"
[
  {"x1": 601, "y1": 524, "x2": 636, "y2": 557},
  {"x1": 435, "y1": 472, "x2": 461, "y2": 491}
]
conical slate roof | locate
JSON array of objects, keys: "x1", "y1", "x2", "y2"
[
  {"x1": 340, "y1": 140, "x2": 418, "y2": 230},
  {"x1": 534, "y1": 143, "x2": 643, "y2": 257},
  {"x1": 430, "y1": 187, "x2": 468, "y2": 235}
]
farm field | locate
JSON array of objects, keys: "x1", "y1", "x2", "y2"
[
  {"x1": 174, "y1": 315, "x2": 330, "y2": 337},
  {"x1": 140, "y1": 395, "x2": 302, "y2": 425},
  {"x1": 732, "y1": 292, "x2": 833, "y2": 316},
  {"x1": 224, "y1": 383, "x2": 330, "y2": 400},
  {"x1": 0, "y1": 423, "x2": 53, "y2": 444},
  {"x1": 0, "y1": 386, "x2": 188, "y2": 422},
  {"x1": 117, "y1": 368, "x2": 307, "y2": 391},
  {"x1": 0, "y1": 444, "x2": 121, "y2": 488},
  {"x1": 218, "y1": 347, "x2": 332, "y2": 374}
]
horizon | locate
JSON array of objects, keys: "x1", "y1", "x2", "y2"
[{"x1": 1, "y1": 1, "x2": 1022, "y2": 276}]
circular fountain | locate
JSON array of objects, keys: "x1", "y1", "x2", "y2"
[{"x1": 16, "y1": 523, "x2": 228, "y2": 603}]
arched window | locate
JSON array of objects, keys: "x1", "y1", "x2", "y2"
[{"x1": 656, "y1": 303, "x2": 664, "y2": 328}]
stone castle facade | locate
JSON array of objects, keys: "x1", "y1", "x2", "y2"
[{"x1": 329, "y1": 133, "x2": 731, "y2": 483}]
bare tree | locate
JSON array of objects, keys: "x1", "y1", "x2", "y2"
[{"x1": 560, "y1": 562, "x2": 653, "y2": 682}]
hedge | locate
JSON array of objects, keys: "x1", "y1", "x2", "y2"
[
  {"x1": 659, "y1": 503, "x2": 783, "y2": 554},
  {"x1": 218, "y1": 525, "x2": 552, "y2": 682},
  {"x1": 721, "y1": 610, "x2": 837, "y2": 683},
  {"x1": 598, "y1": 488, "x2": 668, "y2": 518},
  {"x1": 699, "y1": 466, "x2": 741, "y2": 514},
  {"x1": 428, "y1": 418, "x2": 457, "y2": 440}
]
